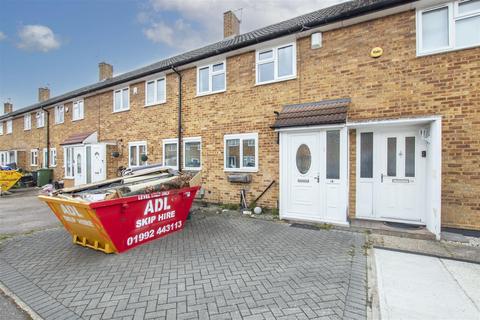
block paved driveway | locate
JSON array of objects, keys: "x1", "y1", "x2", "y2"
[{"x1": 0, "y1": 213, "x2": 367, "y2": 320}]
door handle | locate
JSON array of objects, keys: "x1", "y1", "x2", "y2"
[
  {"x1": 381, "y1": 173, "x2": 384, "y2": 183},
  {"x1": 314, "y1": 174, "x2": 320, "y2": 183}
]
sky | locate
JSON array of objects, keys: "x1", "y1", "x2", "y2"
[{"x1": 0, "y1": 0, "x2": 345, "y2": 112}]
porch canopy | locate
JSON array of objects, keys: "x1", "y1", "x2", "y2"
[
  {"x1": 271, "y1": 98, "x2": 350, "y2": 129},
  {"x1": 60, "y1": 131, "x2": 97, "y2": 146}
]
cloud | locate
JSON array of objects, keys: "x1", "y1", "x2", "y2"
[
  {"x1": 140, "y1": 0, "x2": 347, "y2": 50},
  {"x1": 17, "y1": 25, "x2": 61, "y2": 52},
  {"x1": 143, "y1": 19, "x2": 205, "y2": 51},
  {"x1": 0, "y1": 31, "x2": 5, "y2": 41}
]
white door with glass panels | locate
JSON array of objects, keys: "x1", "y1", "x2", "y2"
[
  {"x1": 91, "y1": 144, "x2": 106, "y2": 183},
  {"x1": 281, "y1": 129, "x2": 347, "y2": 224},
  {"x1": 356, "y1": 128, "x2": 426, "y2": 223},
  {"x1": 375, "y1": 130, "x2": 426, "y2": 222},
  {"x1": 74, "y1": 147, "x2": 86, "y2": 186}
]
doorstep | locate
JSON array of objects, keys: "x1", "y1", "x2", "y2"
[{"x1": 350, "y1": 218, "x2": 436, "y2": 240}]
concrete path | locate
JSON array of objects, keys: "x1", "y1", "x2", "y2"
[{"x1": 374, "y1": 248, "x2": 480, "y2": 320}]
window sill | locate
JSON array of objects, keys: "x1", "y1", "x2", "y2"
[
  {"x1": 24, "y1": 128, "x2": 31, "y2": 131},
  {"x1": 184, "y1": 167, "x2": 201, "y2": 171},
  {"x1": 112, "y1": 108, "x2": 130, "y2": 114},
  {"x1": 145, "y1": 101, "x2": 166, "y2": 108},
  {"x1": 417, "y1": 43, "x2": 480, "y2": 57},
  {"x1": 54, "y1": 122, "x2": 64, "y2": 125},
  {"x1": 71, "y1": 118, "x2": 83, "y2": 122},
  {"x1": 224, "y1": 168, "x2": 258, "y2": 173},
  {"x1": 196, "y1": 89, "x2": 226, "y2": 98},
  {"x1": 31, "y1": 165, "x2": 38, "y2": 167},
  {"x1": 255, "y1": 75, "x2": 296, "y2": 86}
]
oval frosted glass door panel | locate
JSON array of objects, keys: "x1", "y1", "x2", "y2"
[{"x1": 296, "y1": 144, "x2": 311, "y2": 174}]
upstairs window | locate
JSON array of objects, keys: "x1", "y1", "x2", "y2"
[
  {"x1": 197, "y1": 61, "x2": 226, "y2": 95},
  {"x1": 0, "y1": 122, "x2": 3, "y2": 135},
  {"x1": 128, "y1": 141, "x2": 147, "y2": 167},
  {"x1": 24, "y1": 114, "x2": 31, "y2": 130},
  {"x1": 417, "y1": 0, "x2": 480, "y2": 55},
  {"x1": 36, "y1": 111, "x2": 45, "y2": 128},
  {"x1": 55, "y1": 105, "x2": 64, "y2": 124},
  {"x1": 145, "y1": 78, "x2": 166, "y2": 106},
  {"x1": 6, "y1": 119, "x2": 12, "y2": 134},
  {"x1": 72, "y1": 100, "x2": 84, "y2": 121},
  {"x1": 256, "y1": 43, "x2": 296, "y2": 84},
  {"x1": 113, "y1": 87, "x2": 129, "y2": 112}
]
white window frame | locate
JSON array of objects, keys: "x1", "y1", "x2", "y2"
[
  {"x1": 417, "y1": 0, "x2": 480, "y2": 56},
  {"x1": 50, "y1": 148, "x2": 57, "y2": 167},
  {"x1": 183, "y1": 137, "x2": 202, "y2": 171},
  {"x1": 145, "y1": 77, "x2": 166, "y2": 106},
  {"x1": 6, "y1": 119, "x2": 12, "y2": 134},
  {"x1": 113, "y1": 87, "x2": 130, "y2": 113},
  {"x1": 72, "y1": 100, "x2": 84, "y2": 121},
  {"x1": 63, "y1": 146, "x2": 75, "y2": 178},
  {"x1": 224, "y1": 132, "x2": 259, "y2": 172},
  {"x1": 0, "y1": 122, "x2": 3, "y2": 135},
  {"x1": 24, "y1": 113, "x2": 32, "y2": 130},
  {"x1": 31, "y1": 149, "x2": 38, "y2": 166},
  {"x1": 0, "y1": 151, "x2": 7, "y2": 165},
  {"x1": 196, "y1": 61, "x2": 226, "y2": 96},
  {"x1": 54, "y1": 105, "x2": 64, "y2": 124},
  {"x1": 36, "y1": 111, "x2": 45, "y2": 128},
  {"x1": 128, "y1": 141, "x2": 148, "y2": 168},
  {"x1": 42, "y1": 148, "x2": 48, "y2": 168},
  {"x1": 162, "y1": 138, "x2": 179, "y2": 170},
  {"x1": 255, "y1": 42, "x2": 297, "y2": 85}
]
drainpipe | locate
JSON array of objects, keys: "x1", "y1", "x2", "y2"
[
  {"x1": 171, "y1": 66, "x2": 182, "y2": 172},
  {"x1": 41, "y1": 107, "x2": 50, "y2": 169}
]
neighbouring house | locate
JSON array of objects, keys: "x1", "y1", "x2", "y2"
[{"x1": 0, "y1": 0, "x2": 479, "y2": 238}]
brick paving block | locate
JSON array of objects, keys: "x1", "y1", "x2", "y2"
[{"x1": 0, "y1": 215, "x2": 366, "y2": 320}]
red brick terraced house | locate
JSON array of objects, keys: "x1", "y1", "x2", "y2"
[{"x1": 1, "y1": 0, "x2": 479, "y2": 239}]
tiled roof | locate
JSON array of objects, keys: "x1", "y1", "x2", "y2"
[
  {"x1": 271, "y1": 98, "x2": 350, "y2": 129},
  {"x1": 60, "y1": 132, "x2": 96, "y2": 145},
  {"x1": 1, "y1": 0, "x2": 414, "y2": 120}
]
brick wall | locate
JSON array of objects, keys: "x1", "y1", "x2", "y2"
[{"x1": 1, "y1": 10, "x2": 479, "y2": 229}]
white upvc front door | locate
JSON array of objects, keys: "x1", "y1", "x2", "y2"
[
  {"x1": 91, "y1": 144, "x2": 106, "y2": 183},
  {"x1": 285, "y1": 132, "x2": 322, "y2": 220},
  {"x1": 73, "y1": 147, "x2": 86, "y2": 186},
  {"x1": 375, "y1": 130, "x2": 426, "y2": 223},
  {"x1": 356, "y1": 126, "x2": 427, "y2": 224},
  {"x1": 280, "y1": 127, "x2": 348, "y2": 225}
]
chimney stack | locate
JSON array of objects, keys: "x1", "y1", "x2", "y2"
[
  {"x1": 38, "y1": 87, "x2": 50, "y2": 102},
  {"x1": 224, "y1": 10, "x2": 240, "y2": 38},
  {"x1": 3, "y1": 102, "x2": 13, "y2": 114},
  {"x1": 99, "y1": 62, "x2": 113, "y2": 81}
]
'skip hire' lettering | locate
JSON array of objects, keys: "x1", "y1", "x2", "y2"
[{"x1": 135, "y1": 197, "x2": 176, "y2": 228}]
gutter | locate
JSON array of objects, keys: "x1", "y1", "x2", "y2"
[
  {"x1": 171, "y1": 67, "x2": 182, "y2": 172},
  {"x1": 0, "y1": 0, "x2": 415, "y2": 121}
]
